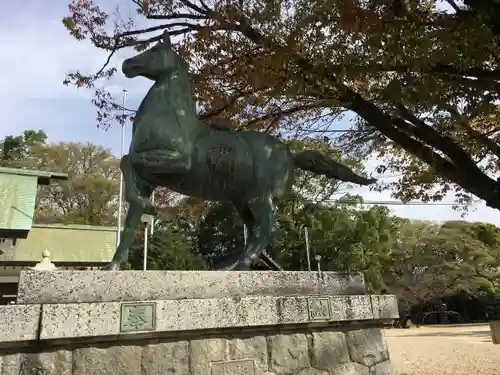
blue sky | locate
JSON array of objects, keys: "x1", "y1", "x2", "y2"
[{"x1": 2, "y1": 1, "x2": 500, "y2": 225}]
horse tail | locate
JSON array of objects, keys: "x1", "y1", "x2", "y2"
[{"x1": 292, "y1": 150, "x2": 377, "y2": 186}]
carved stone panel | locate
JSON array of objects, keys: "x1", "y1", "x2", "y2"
[
  {"x1": 307, "y1": 297, "x2": 331, "y2": 321},
  {"x1": 211, "y1": 359, "x2": 255, "y2": 375},
  {"x1": 120, "y1": 302, "x2": 156, "y2": 333}
]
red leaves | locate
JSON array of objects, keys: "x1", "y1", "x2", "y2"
[
  {"x1": 63, "y1": 0, "x2": 109, "y2": 45},
  {"x1": 91, "y1": 88, "x2": 134, "y2": 129}
]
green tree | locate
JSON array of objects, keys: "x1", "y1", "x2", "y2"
[
  {"x1": 1, "y1": 131, "x2": 121, "y2": 225},
  {"x1": 0, "y1": 130, "x2": 47, "y2": 167},
  {"x1": 298, "y1": 202, "x2": 397, "y2": 292},
  {"x1": 195, "y1": 194, "x2": 398, "y2": 285},
  {"x1": 347, "y1": 205, "x2": 396, "y2": 293},
  {"x1": 195, "y1": 201, "x2": 246, "y2": 268},
  {"x1": 63, "y1": 0, "x2": 500, "y2": 210},
  {"x1": 34, "y1": 142, "x2": 121, "y2": 225},
  {"x1": 385, "y1": 219, "x2": 500, "y2": 315},
  {"x1": 128, "y1": 218, "x2": 206, "y2": 270}
]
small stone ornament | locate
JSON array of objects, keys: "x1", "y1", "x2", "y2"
[{"x1": 30, "y1": 250, "x2": 57, "y2": 271}]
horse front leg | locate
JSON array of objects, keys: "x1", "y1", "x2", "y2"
[
  {"x1": 103, "y1": 168, "x2": 154, "y2": 271},
  {"x1": 102, "y1": 202, "x2": 144, "y2": 270},
  {"x1": 120, "y1": 154, "x2": 156, "y2": 215},
  {"x1": 129, "y1": 149, "x2": 191, "y2": 173},
  {"x1": 121, "y1": 148, "x2": 189, "y2": 214}
]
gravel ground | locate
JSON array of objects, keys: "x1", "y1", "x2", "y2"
[{"x1": 384, "y1": 324, "x2": 500, "y2": 375}]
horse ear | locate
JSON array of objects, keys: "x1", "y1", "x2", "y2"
[{"x1": 162, "y1": 30, "x2": 172, "y2": 48}]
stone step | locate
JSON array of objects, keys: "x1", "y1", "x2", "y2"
[{"x1": 1, "y1": 294, "x2": 398, "y2": 343}]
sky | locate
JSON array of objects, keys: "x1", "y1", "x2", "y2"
[{"x1": 2, "y1": 1, "x2": 500, "y2": 225}]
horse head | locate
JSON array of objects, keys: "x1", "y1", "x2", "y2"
[{"x1": 122, "y1": 30, "x2": 178, "y2": 81}]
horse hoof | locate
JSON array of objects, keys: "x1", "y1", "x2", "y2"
[
  {"x1": 139, "y1": 198, "x2": 157, "y2": 216},
  {"x1": 102, "y1": 263, "x2": 119, "y2": 271},
  {"x1": 212, "y1": 260, "x2": 238, "y2": 271},
  {"x1": 231, "y1": 261, "x2": 252, "y2": 271}
]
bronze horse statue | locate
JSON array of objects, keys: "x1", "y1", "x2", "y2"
[{"x1": 103, "y1": 30, "x2": 376, "y2": 271}]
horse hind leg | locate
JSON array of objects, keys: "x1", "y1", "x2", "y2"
[{"x1": 225, "y1": 196, "x2": 277, "y2": 271}]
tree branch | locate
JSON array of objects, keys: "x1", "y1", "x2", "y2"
[
  {"x1": 227, "y1": 12, "x2": 500, "y2": 207},
  {"x1": 442, "y1": 103, "x2": 500, "y2": 160},
  {"x1": 244, "y1": 102, "x2": 325, "y2": 129},
  {"x1": 198, "y1": 87, "x2": 268, "y2": 121},
  {"x1": 445, "y1": 0, "x2": 462, "y2": 13},
  {"x1": 178, "y1": 0, "x2": 211, "y2": 15},
  {"x1": 394, "y1": 103, "x2": 483, "y2": 171},
  {"x1": 117, "y1": 22, "x2": 200, "y2": 45},
  {"x1": 146, "y1": 13, "x2": 208, "y2": 20},
  {"x1": 334, "y1": 63, "x2": 500, "y2": 81}
]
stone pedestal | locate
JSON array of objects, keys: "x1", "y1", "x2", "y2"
[{"x1": 0, "y1": 271, "x2": 398, "y2": 375}]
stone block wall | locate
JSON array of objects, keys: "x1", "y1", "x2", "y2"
[{"x1": 0, "y1": 325, "x2": 392, "y2": 375}]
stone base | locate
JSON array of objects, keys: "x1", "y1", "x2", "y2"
[
  {"x1": 16, "y1": 270, "x2": 366, "y2": 304},
  {"x1": 0, "y1": 325, "x2": 392, "y2": 375},
  {"x1": 2, "y1": 271, "x2": 398, "y2": 375}
]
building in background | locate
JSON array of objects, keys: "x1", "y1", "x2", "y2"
[
  {"x1": 0, "y1": 167, "x2": 116, "y2": 304},
  {"x1": 0, "y1": 224, "x2": 116, "y2": 303},
  {"x1": 0, "y1": 166, "x2": 67, "y2": 239}
]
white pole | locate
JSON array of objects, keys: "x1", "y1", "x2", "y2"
[
  {"x1": 143, "y1": 223, "x2": 148, "y2": 271},
  {"x1": 244, "y1": 224, "x2": 248, "y2": 246},
  {"x1": 305, "y1": 227, "x2": 311, "y2": 271},
  {"x1": 116, "y1": 89, "x2": 128, "y2": 247},
  {"x1": 150, "y1": 192, "x2": 155, "y2": 236}
]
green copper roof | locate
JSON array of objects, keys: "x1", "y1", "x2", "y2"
[
  {"x1": 0, "y1": 224, "x2": 117, "y2": 263},
  {"x1": 0, "y1": 167, "x2": 68, "y2": 185},
  {"x1": 0, "y1": 167, "x2": 69, "y2": 232},
  {"x1": 0, "y1": 173, "x2": 37, "y2": 231}
]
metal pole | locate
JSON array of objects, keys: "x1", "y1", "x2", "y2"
[
  {"x1": 143, "y1": 223, "x2": 148, "y2": 271},
  {"x1": 150, "y1": 192, "x2": 155, "y2": 236},
  {"x1": 244, "y1": 224, "x2": 248, "y2": 246},
  {"x1": 304, "y1": 227, "x2": 311, "y2": 271},
  {"x1": 116, "y1": 89, "x2": 128, "y2": 247}
]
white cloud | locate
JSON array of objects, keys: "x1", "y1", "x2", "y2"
[{"x1": 0, "y1": 1, "x2": 148, "y2": 146}]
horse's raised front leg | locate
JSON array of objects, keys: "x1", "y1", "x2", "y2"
[
  {"x1": 125, "y1": 148, "x2": 191, "y2": 210},
  {"x1": 223, "y1": 196, "x2": 277, "y2": 271},
  {"x1": 129, "y1": 149, "x2": 190, "y2": 173}
]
